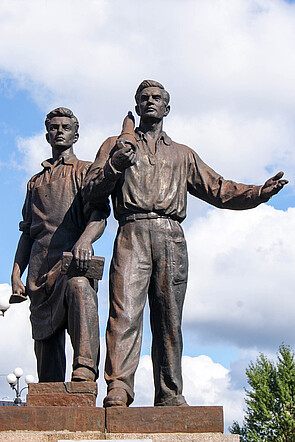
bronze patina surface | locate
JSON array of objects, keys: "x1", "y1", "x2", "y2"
[
  {"x1": 11, "y1": 107, "x2": 109, "y2": 383},
  {"x1": 83, "y1": 80, "x2": 287, "y2": 408}
]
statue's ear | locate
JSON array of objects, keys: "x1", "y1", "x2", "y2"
[
  {"x1": 73, "y1": 133, "x2": 79, "y2": 144},
  {"x1": 135, "y1": 105, "x2": 140, "y2": 117},
  {"x1": 164, "y1": 105, "x2": 170, "y2": 118},
  {"x1": 45, "y1": 133, "x2": 50, "y2": 144}
]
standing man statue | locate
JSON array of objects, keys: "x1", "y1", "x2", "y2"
[
  {"x1": 11, "y1": 107, "x2": 109, "y2": 383},
  {"x1": 83, "y1": 80, "x2": 287, "y2": 407}
]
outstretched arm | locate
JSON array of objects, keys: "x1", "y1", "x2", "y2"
[
  {"x1": 11, "y1": 233, "x2": 33, "y2": 296},
  {"x1": 187, "y1": 148, "x2": 288, "y2": 210},
  {"x1": 72, "y1": 210, "x2": 106, "y2": 272}
]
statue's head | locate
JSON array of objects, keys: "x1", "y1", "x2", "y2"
[
  {"x1": 135, "y1": 80, "x2": 170, "y2": 122},
  {"x1": 45, "y1": 107, "x2": 79, "y2": 149}
]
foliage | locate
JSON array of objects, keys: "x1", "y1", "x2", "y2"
[{"x1": 230, "y1": 344, "x2": 295, "y2": 441}]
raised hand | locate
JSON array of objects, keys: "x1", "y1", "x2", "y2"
[
  {"x1": 260, "y1": 171, "x2": 288, "y2": 200},
  {"x1": 111, "y1": 140, "x2": 136, "y2": 171}
]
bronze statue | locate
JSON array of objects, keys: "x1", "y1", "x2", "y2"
[
  {"x1": 11, "y1": 108, "x2": 109, "y2": 383},
  {"x1": 83, "y1": 80, "x2": 288, "y2": 407}
]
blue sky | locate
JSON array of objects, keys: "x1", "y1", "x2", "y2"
[{"x1": 0, "y1": 0, "x2": 295, "y2": 431}]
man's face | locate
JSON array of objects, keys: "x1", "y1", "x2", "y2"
[
  {"x1": 136, "y1": 87, "x2": 170, "y2": 122},
  {"x1": 46, "y1": 116, "x2": 78, "y2": 150}
]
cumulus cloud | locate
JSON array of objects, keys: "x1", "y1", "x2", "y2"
[
  {"x1": 1, "y1": 0, "x2": 295, "y2": 119},
  {"x1": 134, "y1": 353, "x2": 244, "y2": 432},
  {"x1": 1, "y1": 0, "x2": 295, "y2": 185},
  {"x1": 15, "y1": 133, "x2": 50, "y2": 176},
  {"x1": 0, "y1": 284, "x2": 36, "y2": 401},
  {"x1": 183, "y1": 204, "x2": 295, "y2": 351},
  {"x1": 166, "y1": 112, "x2": 295, "y2": 186}
]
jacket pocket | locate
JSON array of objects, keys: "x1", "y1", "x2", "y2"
[{"x1": 172, "y1": 238, "x2": 188, "y2": 285}]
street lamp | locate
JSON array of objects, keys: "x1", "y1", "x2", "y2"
[
  {"x1": 0, "y1": 298, "x2": 10, "y2": 316},
  {"x1": 6, "y1": 367, "x2": 35, "y2": 405}
]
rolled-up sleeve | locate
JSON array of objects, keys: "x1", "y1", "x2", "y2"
[
  {"x1": 19, "y1": 181, "x2": 32, "y2": 234},
  {"x1": 81, "y1": 162, "x2": 111, "y2": 224},
  {"x1": 82, "y1": 137, "x2": 121, "y2": 205}
]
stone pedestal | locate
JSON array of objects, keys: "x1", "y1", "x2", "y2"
[
  {"x1": 0, "y1": 432, "x2": 239, "y2": 441},
  {"x1": 0, "y1": 405, "x2": 239, "y2": 441},
  {"x1": 0, "y1": 407, "x2": 105, "y2": 432},
  {"x1": 0, "y1": 432, "x2": 240, "y2": 441},
  {"x1": 106, "y1": 406, "x2": 223, "y2": 433},
  {"x1": 26, "y1": 381, "x2": 97, "y2": 407}
]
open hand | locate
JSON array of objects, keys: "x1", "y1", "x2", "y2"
[
  {"x1": 261, "y1": 171, "x2": 288, "y2": 200},
  {"x1": 72, "y1": 239, "x2": 93, "y2": 272}
]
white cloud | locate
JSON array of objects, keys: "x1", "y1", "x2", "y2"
[
  {"x1": 1, "y1": 0, "x2": 295, "y2": 184},
  {"x1": 133, "y1": 355, "x2": 154, "y2": 407},
  {"x1": 0, "y1": 284, "x2": 36, "y2": 402},
  {"x1": 15, "y1": 133, "x2": 50, "y2": 176},
  {"x1": 166, "y1": 112, "x2": 295, "y2": 185},
  {"x1": 0, "y1": 0, "x2": 294, "y2": 117},
  {"x1": 183, "y1": 204, "x2": 295, "y2": 351}
]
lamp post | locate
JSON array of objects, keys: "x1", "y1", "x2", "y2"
[
  {"x1": 0, "y1": 298, "x2": 10, "y2": 316},
  {"x1": 6, "y1": 368, "x2": 35, "y2": 405}
]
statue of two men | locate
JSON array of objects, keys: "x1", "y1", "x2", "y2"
[{"x1": 12, "y1": 80, "x2": 287, "y2": 407}]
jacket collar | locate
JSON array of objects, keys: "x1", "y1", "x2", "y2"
[
  {"x1": 42, "y1": 153, "x2": 78, "y2": 169},
  {"x1": 135, "y1": 129, "x2": 172, "y2": 146}
]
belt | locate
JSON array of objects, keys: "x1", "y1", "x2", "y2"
[{"x1": 118, "y1": 212, "x2": 170, "y2": 223}]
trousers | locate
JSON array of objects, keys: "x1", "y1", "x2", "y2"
[
  {"x1": 34, "y1": 276, "x2": 99, "y2": 382},
  {"x1": 105, "y1": 217, "x2": 188, "y2": 406}
]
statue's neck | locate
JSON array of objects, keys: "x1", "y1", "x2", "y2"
[
  {"x1": 138, "y1": 119, "x2": 163, "y2": 140},
  {"x1": 52, "y1": 146, "x2": 74, "y2": 162}
]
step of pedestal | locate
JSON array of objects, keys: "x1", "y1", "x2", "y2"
[
  {"x1": 0, "y1": 407, "x2": 105, "y2": 432},
  {"x1": 26, "y1": 381, "x2": 97, "y2": 407},
  {"x1": 0, "y1": 432, "x2": 240, "y2": 441},
  {"x1": 106, "y1": 406, "x2": 223, "y2": 433},
  {"x1": 0, "y1": 406, "x2": 223, "y2": 433}
]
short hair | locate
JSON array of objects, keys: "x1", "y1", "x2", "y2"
[
  {"x1": 135, "y1": 80, "x2": 170, "y2": 105},
  {"x1": 45, "y1": 107, "x2": 79, "y2": 134}
]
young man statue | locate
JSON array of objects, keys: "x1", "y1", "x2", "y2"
[
  {"x1": 11, "y1": 107, "x2": 109, "y2": 383},
  {"x1": 83, "y1": 80, "x2": 287, "y2": 406}
]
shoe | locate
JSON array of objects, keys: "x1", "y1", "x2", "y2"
[
  {"x1": 71, "y1": 366, "x2": 96, "y2": 382},
  {"x1": 155, "y1": 396, "x2": 189, "y2": 406},
  {"x1": 103, "y1": 388, "x2": 128, "y2": 407},
  {"x1": 178, "y1": 401, "x2": 189, "y2": 407}
]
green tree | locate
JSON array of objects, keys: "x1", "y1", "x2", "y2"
[{"x1": 230, "y1": 344, "x2": 295, "y2": 441}]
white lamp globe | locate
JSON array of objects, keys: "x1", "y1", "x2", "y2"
[
  {"x1": 0, "y1": 298, "x2": 10, "y2": 315},
  {"x1": 6, "y1": 373, "x2": 17, "y2": 386},
  {"x1": 14, "y1": 367, "x2": 23, "y2": 378},
  {"x1": 25, "y1": 375, "x2": 35, "y2": 384}
]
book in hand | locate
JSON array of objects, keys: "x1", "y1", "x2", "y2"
[
  {"x1": 61, "y1": 252, "x2": 105, "y2": 280},
  {"x1": 9, "y1": 253, "x2": 105, "y2": 304},
  {"x1": 9, "y1": 292, "x2": 28, "y2": 304}
]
